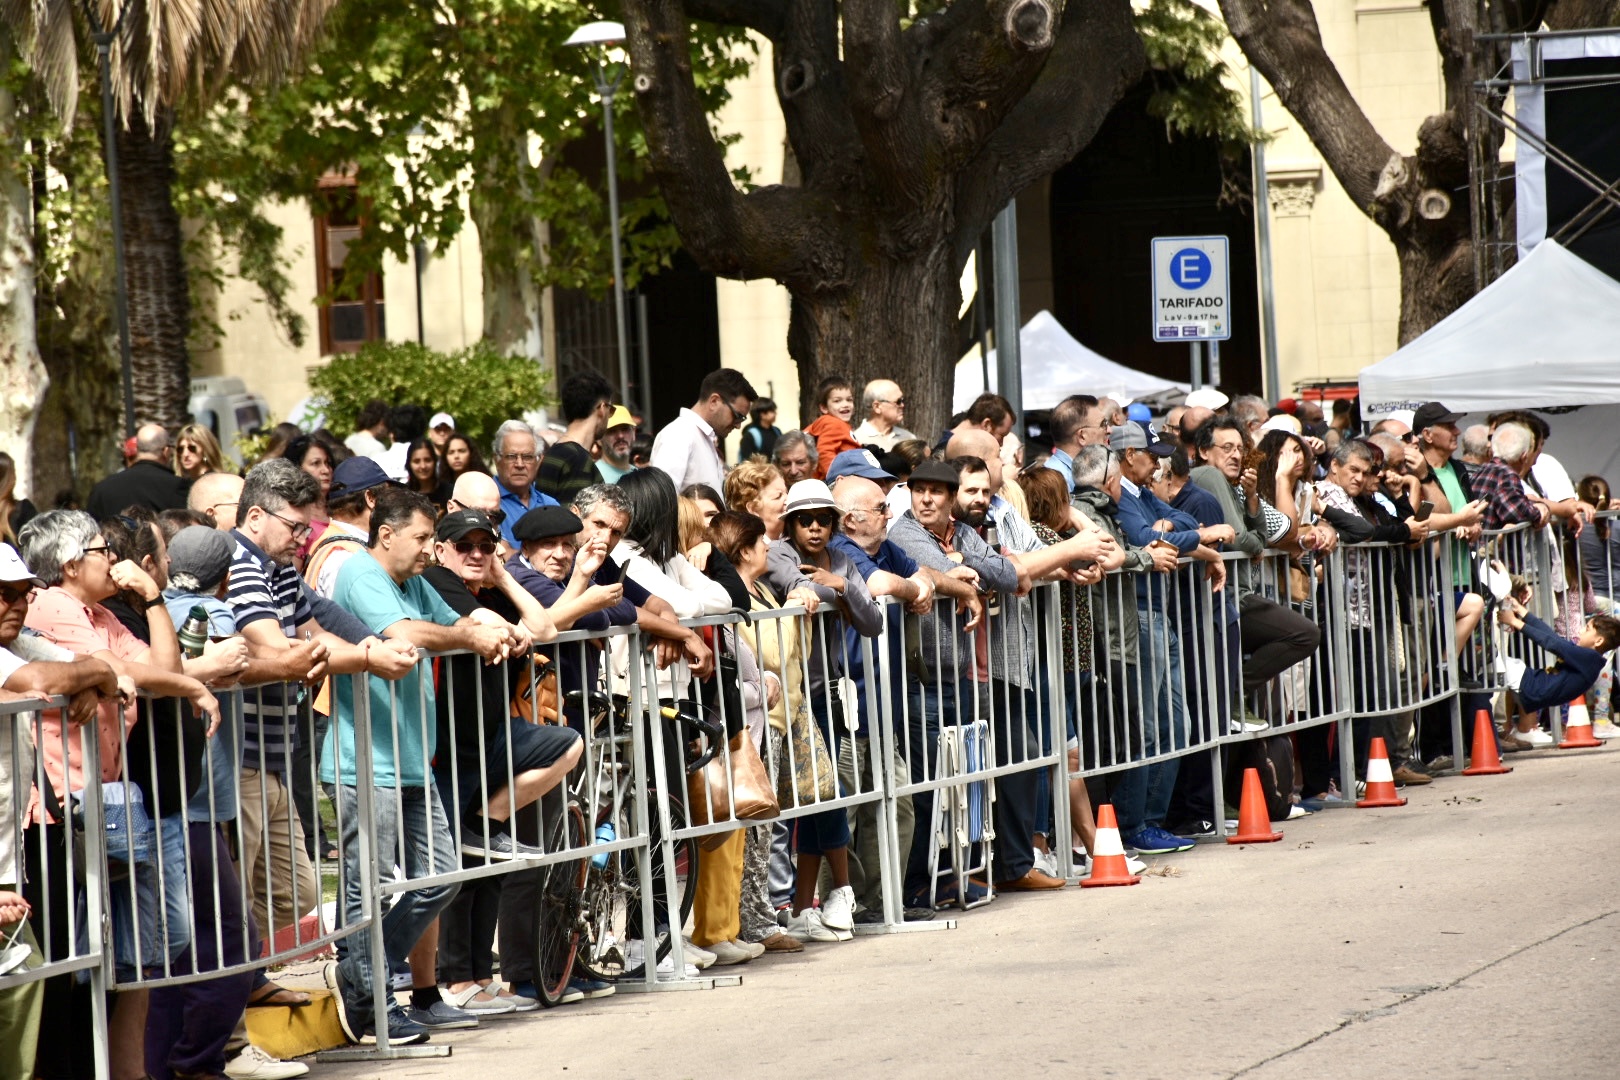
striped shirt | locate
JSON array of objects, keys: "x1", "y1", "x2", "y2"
[{"x1": 227, "y1": 531, "x2": 312, "y2": 775}]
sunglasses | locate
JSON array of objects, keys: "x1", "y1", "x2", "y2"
[
  {"x1": 486, "y1": 507, "x2": 506, "y2": 526},
  {"x1": 0, "y1": 583, "x2": 34, "y2": 606},
  {"x1": 453, "y1": 540, "x2": 498, "y2": 556},
  {"x1": 794, "y1": 510, "x2": 838, "y2": 529}
]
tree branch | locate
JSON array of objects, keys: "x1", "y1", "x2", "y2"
[
  {"x1": 1215, "y1": 0, "x2": 1397, "y2": 215},
  {"x1": 622, "y1": 0, "x2": 839, "y2": 286},
  {"x1": 773, "y1": 0, "x2": 863, "y2": 191},
  {"x1": 684, "y1": 0, "x2": 791, "y2": 40},
  {"x1": 952, "y1": 0, "x2": 1142, "y2": 261}
]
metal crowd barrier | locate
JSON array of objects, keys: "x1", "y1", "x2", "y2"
[
  {"x1": 22, "y1": 514, "x2": 1586, "y2": 1071},
  {"x1": 2, "y1": 696, "x2": 111, "y2": 1076}
]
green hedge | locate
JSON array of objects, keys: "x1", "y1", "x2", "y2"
[{"x1": 308, "y1": 340, "x2": 552, "y2": 448}]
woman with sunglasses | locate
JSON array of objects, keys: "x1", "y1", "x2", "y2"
[
  {"x1": 16, "y1": 510, "x2": 222, "y2": 1079},
  {"x1": 173, "y1": 424, "x2": 227, "y2": 480},
  {"x1": 763, "y1": 480, "x2": 883, "y2": 943}
]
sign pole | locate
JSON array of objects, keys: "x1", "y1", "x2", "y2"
[
  {"x1": 1209, "y1": 339, "x2": 1222, "y2": 386},
  {"x1": 1189, "y1": 341, "x2": 1203, "y2": 390}
]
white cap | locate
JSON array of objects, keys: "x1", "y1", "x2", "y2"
[
  {"x1": 1259, "y1": 414, "x2": 1302, "y2": 435},
  {"x1": 1184, "y1": 387, "x2": 1229, "y2": 410},
  {"x1": 0, "y1": 544, "x2": 45, "y2": 587},
  {"x1": 429, "y1": 412, "x2": 455, "y2": 431}
]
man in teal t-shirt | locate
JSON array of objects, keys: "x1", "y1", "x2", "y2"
[{"x1": 325, "y1": 488, "x2": 515, "y2": 1044}]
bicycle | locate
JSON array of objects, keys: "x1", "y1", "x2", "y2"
[{"x1": 531, "y1": 691, "x2": 722, "y2": 1004}]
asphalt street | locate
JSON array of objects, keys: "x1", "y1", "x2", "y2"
[{"x1": 316, "y1": 744, "x2": 1620, "y2": 1079}]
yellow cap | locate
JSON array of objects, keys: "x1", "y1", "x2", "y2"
[{"x1": 606, "y1": 405, "x2": 636, "y2": 429}]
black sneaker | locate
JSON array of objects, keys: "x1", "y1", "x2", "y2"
[
  {"x1": 1167, "y1": 819, "x2": 1218, "y2": 839},
  {"x1": 853, "y1": 909, "x2": 884, "y2": 925}
]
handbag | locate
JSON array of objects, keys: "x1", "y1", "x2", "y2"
[
  {"x1": 777, "y1": 704, "x2": 837, "y2": 809},
  {"x1": 687, "y1": 731, "x2": 779, "y2": 850}
]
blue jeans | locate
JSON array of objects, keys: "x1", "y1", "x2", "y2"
[
  {"x1": 334, "y1": 783, "x2": 460, "y2": 1029},
  {"x1": 110, "y1": 812, "x2": 190, "y2": 979},
  {"x1": 1115, "y1": 604, "x2": 1187, "y2": 835}
]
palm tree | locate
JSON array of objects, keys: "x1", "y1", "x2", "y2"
[{"x1": 2, "y1": 0, "x2": 336, "y2": 431}]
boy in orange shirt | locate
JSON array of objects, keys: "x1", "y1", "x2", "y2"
[{"x1": 803, "y1": 374, "x2": 861, "y2": 479}]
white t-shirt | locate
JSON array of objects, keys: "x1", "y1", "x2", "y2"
[
  {"x1": 371, "y1": 442, "x2": 410, "y2": 483},
  {"x1": 1529, "y1": 452, "x2": 1577, "y2": 592},
  {"x1": 0, "y1": 633, "x2": 73, "y2": 885}
]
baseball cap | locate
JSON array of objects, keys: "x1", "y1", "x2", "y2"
[
  {"x1": 435, "y1": 508, "x2": 498, "y2": 543},
  {"x1": 511, "y1": 505, "x2": 583, "y2": 543},
  {"x1": 1109, "y1": 422, "x2": 1175, "y2": 457},
  {"x1": 1184, "y1": 387, "x2": 1229, "y2": 410},
  {"x1": 605, "y1": 405, "x2": 636, "y2": 430},
  {"x1": 826, "y1": 449, "x2": 896, "y2": 485},
  {"x1": 328, "y1": 457, "x2": 396, "y2": 500},
  {"x1": 1411, "y1": 401, "x2": 1464, "y2": 432},
  {"x1": 0, "y1": 544, "x2": 44, "y2": 587},
  {"x1": 784, "y1": 480, "x2": 838, "y2": 516},
  {"x1": 907, "y1": 459, "x2": 960, "y2": 490},
  {"x1": 429, "y1": 412, "x2": 455, "y2": 431},
  {"x1": 167, "y1": 527, "x2": 233, "y2": 592},
  {"x1": 1260, "y1": 414, "x2": 1302, "y2": 436}
]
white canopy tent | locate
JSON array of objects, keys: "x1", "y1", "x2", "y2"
[
  {"x1": 1359, "y1": 240, "x2": 1620, "y2": 481},
  {"x1": 954, "y1": 309, "x2": 1189, "y2": 414}
]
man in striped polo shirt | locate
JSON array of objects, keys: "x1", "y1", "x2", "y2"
[{"x1": 227, "y1": 459, "x2": 416, "y2": 946}]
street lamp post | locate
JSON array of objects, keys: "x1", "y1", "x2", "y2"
[
  {"x1": 80, "y1": 0, "x2": 137, "y2": 439},
  {"x1": 565, "y1": 21, "x2": 633, "y2": 411}
]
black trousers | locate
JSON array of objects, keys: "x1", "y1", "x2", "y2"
[{"x1": 1239, "y1": 594, "x2": 1322, "y2": 692}]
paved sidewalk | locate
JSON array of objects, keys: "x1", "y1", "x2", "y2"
[{"x1": 317, "y1": 746, "x2": 1620, "y2": 1079}]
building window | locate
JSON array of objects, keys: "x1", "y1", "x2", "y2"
[{"x1": 313, "y1": 180, "x2": 385, "y2": 353}]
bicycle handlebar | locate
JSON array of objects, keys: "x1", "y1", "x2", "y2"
[{"x1": 561, "y1": 691, "x2": 726, "y2": 775}]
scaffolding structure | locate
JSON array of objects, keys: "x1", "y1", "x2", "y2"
[{"x1": 1471, "y1": 28, "x2": 1620, "y2": 289}]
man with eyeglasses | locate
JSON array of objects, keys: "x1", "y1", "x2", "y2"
[
  {"x1": 1044, "y1": 395, "x2": 1107, "y2": 492},
  {"x1": 650, "y1": 368, "x2": 757, "y2": 497},
  {"x1": 187, "y1": 471, "x2": 244, "y2": 531},
  {"x1": 87, "y1": 423, "x2": 192, "y2": 520},
  {"x1": 828, "y1": 469, "x2": 935, "y2": 920},
  {"x1": 490, "y1": 420, "x2": 560, "y2": 549},
  {"x1": 225, "y1": 459, "x2": 417, "y2": 967},
  {"x1": 852, "y1": 379, "x2": 916, "y2": 452}
]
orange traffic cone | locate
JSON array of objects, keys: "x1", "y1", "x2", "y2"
[
  {"x1": 1227, "y1": 767, "x2": 1284, "y2": 844},
  {"x1": 1462, "y1": 708, "x2": 1513, "y2": 775},
  {"x1": 1356, "y1": 737, "x2": 1408, "y2": 808},
  {"x1": 1080, "y1": 804, "x2": 1140, "y2": 888},
  {"x1": 1558, "y1": 695, "x2": 1603, "y2": 749}
]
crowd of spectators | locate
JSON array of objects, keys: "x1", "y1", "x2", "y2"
[{"x1": 3, "y1": 366, "x2": 1618, "y2": 1078}]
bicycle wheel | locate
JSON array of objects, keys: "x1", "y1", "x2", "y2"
[
  {"x1": 531, "y1": 798, "x2": 588, "y2": 1008},
  {"x1": 576, "y1": 798, "x2": 699, "y2": 981}
]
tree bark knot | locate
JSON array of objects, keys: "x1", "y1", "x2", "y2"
[
  {"x1": 780, "y1": 61, "x2": 815, "y2": 100},
  {"x1": 1007, "y1": 0, "x2": 1056, "y2": 50}
]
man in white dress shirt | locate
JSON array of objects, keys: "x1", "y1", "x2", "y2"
[{"x1": 649, "y1": 368, "x2": 756, "y2": 499}]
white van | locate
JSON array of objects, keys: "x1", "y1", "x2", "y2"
[{"x1": 188, "y1": 376, "x2": 270, "y2": 467}]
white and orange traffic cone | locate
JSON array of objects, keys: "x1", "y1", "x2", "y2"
[
  {"x1": 1462, "y1": 708, "x2": 1513, "y2": 775},
  {"x1": 1227, "y1": 767, "x2": 1284, "y2": 844},
  {"x1": 1356, "y1": 737, "x2": 1408, "y2": 808},
  {"x1": 1558, "y1": 695, "x2": 1603, "y2": 749},
  {"x1": 1080, "y1": 804, "x2": 1140, "y2": 888}
]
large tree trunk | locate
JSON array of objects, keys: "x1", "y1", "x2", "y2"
[
  {"x1": 115, "y1": 106, "x2": 191, "y2": 430},
  {"x1": 623, "y1": 0, "x2": 1144, "y2": 438},
  {"x1": 787, "y1": 245, "x2": 960, "y2": 434},
  {"x1": 470, "y1": 102, "x2": 548, "y2": 361},
  {"x1": 0, "y1": 28, "x2": 48, "y2": 498}
]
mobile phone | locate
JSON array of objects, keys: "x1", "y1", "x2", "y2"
[
  {"x1": 612, "y1": 558, "x2": 630, "y2": 584},
  {"x1": 1416, "y1": 500, "x2": 1434, "y2": 522}
]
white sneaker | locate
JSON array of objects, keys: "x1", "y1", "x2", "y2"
[
  {"x1": 730, "y1": 937, "x2": 766, "y2": 959},
  {"x1": 625, "y1": 938, "x2": 700, "y2": 978},
  {"x1": 1032, "y1": 848, "x2": 1061, "y2": 878},
  {"x1": 225, "y1": 1045, "x2": 310, "y2": 1080},
  {"x1": 703, "y1": 939, "x2": 756, "y2": 966},
  {"x1": 782, "y1": 906, "x2": 840, "y2": 943},
  {"x1": 1521, "y1": 726, "x2": 1555, "y2": 747},
  {"x1": 682, "y1": 938, "x2": 717, "y2": 969},
  {"x1": 820, "y1": 886, "x2": 855, "y2": 933},
  {"x1": 1595, "y1": 719, "x2": 1620, "y2": 740},
  {"x1": 1126, "y1": 854, "x2": 1147, "y2": 876}
]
